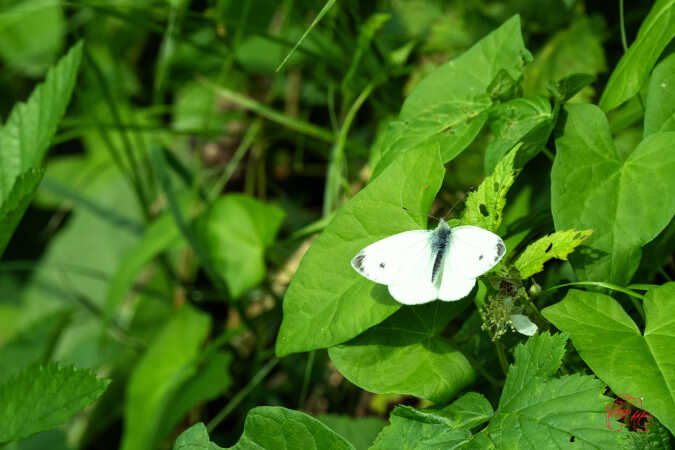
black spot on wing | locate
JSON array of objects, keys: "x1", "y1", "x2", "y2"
[
  {"x1": 494, "y1": 242, "x2": 506, "y2": 261},
  {"x1": 379, "y1": 262, "x2": 386, "y2": 268},
  {"x1": 352, "y1": 252, "x2": 366, "y2": 272},
  {"x1": 479, "y1": 254, "x2": 484, "y2": 261}
]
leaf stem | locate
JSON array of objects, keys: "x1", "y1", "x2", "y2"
[
  {"x1": 495, "y1": 341, "x2": 509, "y2": 376},
  {"x1": 206, "y1": 357, "x2": 279, "y2": 432},
  {"x1": 298, "y1": 350, "x2": 316, "y2": 409}
]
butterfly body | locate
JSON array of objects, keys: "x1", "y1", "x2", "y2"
[{"x1": 351, "y1": 219, "x2": 505, "y2": 305}]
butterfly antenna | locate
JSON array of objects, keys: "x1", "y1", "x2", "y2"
[
  {"x1": 442, "y1": 193, "x2": 468, "y2": 220},
  {"x1": 401, "y1": 206, "x2": 441, "y2": 222}
]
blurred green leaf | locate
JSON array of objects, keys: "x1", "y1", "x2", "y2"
[
  {"x1": 371, "y1": 392, "x2": 493, "y2": 450},
  {"x1": 105, "y1": 211, "x2": 183, "y2": 318},
  {"x1": 644, "y1": 52, "x2": 675, "y2": 135},
  {"x1": 523, "y1": 17, "x2": 606, "y2": 100},
  {"x1": 315, "y1": 415, "x2": 385, "y2": 450},
  {"x1": 172, "y1": 422, "x2": 223, "y2": 450},
  {"x1": 121, "y1": 306, "x2": 211, "y2": 450},
  {"x1": 542, "y1": 284, "x2": 675, "y2": 434},
  {"x1": 195, "y1": 194, "x2": 285, "y2": 299},
  {"x1": 0, "y1": 41, "x2": 83, "y2": 256},
  {"x1": 462, "y1": 146, "x2": 517, "y2": 233},
  {"x1": 0, "y1": 312, "x2": 69, "y2": 380},
  {"x1": 485, "y1": 332, "x2": 623, "y2": 447},
  {"x1": 159, "y1": 352, "x2": 233, "y2": 440},
  {"x1": 484, "y1": 96, "x2": 553, "y2": 174},
  {"x1": 275, "y1": 144, "x2": 444, "y2": 356},
  {"x1": 599, "y1": 0, "x2": 675, "y2": 111},
  {"x1": 551, "y1": 104, "x2": 675, "y2": 284},
  {"x1": 0, "y1": 363, "x2": 109, "y2": 444},
  {"x1": 372, "y1": 15, "x2": 531, "y2": 177},
  {"x1": 225, "y1": 406, "x2": 354, "y2": 450},
  {"x1": 514, "y1": 229, "x2": 592, "y2": 279},
  {"x1": 328, "y1": 301, "x2": 474, "y2": 404},
  {"x1": 0, "y1": 0, "x2": 65, "y2": 76}
]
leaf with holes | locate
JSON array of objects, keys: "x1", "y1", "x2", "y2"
[{"x1": 514, "y1": 229, "x2": 592, "y2": 279}]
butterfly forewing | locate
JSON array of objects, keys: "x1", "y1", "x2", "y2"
[
  {"x1": 351, "y1": 230, "x2": 432, "y2": 285},
  {"x1": 446, "y1": 226, "x2": 506, "y2": 279}
]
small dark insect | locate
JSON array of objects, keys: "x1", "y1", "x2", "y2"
[
  {"x1": 570, "y1": 436, "x2": 575, "y2": 443},
  {"x1": 545, "y1": 243, "x2": 553, "y2": 253},
  {"x1": 479, "y1": 204, "x2": 489, "y2": 217}
]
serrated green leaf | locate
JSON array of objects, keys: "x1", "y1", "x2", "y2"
[
  {"x1": 486, "y1": 332, "x2": 625, "y2": 448},
  {"x1": 542, "y1": 284, "x2": 675, "y2": 434},
  {"x1": 173, "y1": 422, "x2": 223, "y2": 450},
  {"x1": 275, "y1": 144, "x2": 444, "y2": 356},
  {"x1": 195, "y1": 194, "x2": 285, "y2": 299},
  {"x1": 316, "y1": 415, "x2": 385, "y2": 450},
  {"x1": 371, "y1": 393, "x2": 493, "y2": 450},
  {"x1": 0, "y1": 363, "x2": 109, "y2": 444},
  {"x1": 226, "y1": 406, "x2": 355, "y2": 450},
  {"x1": 121, "y1": 306, "x2": 211, "y2": 450},
  {"x1": 551, "y1": 104, "x2": 675, "y2": 284},
  {"x1": 514, "y1": 229, "x2": 592, "y2": 279},
  {"x1": 372, "y1": 15, "x2": 531, "y2": 177},
  {"x1": 328, "y1": 301, "x2": 474, "y2": 404},
  {"x1": 0, "y1": 41, "x2": 82, "y2": 256},
  {"x1": 462, "y1": 146, "x2": 517, "y2": 232},
  {"x1": 599, "y1": 0, "x2": 675, "y2": 111},
  {"x1": 644, "y1": 52, "x2": 675, "y2": 135},
  {"x1": 484, "y1": 96, "x2": 553, "y2": 174}
]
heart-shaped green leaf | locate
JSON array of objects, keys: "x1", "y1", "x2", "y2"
[
  {"x1": 551, "y1": 104, "x2": 675, "y2": 284},
  {"x1": 542, "y1": 284, "x2": 675, "y2": 434},
  {"x1": 276, "y1": 145, "x2": 444, "y2": 356}
]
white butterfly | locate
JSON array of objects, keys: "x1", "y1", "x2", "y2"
[{"x1": 351, "y1": 219, "x2": 506, "y2": 305}]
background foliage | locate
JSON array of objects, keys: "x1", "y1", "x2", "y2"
[{"x1": 0, "y1": 0, "x2": 673, "y2": 449}]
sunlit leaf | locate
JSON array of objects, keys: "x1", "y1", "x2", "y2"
[{"x1": 514, "y1": 229, "x2": 592, "y2": 279}]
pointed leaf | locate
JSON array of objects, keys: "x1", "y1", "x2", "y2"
[
  {"x1": 644, "y1": 52, "x2": 675, "y2": 135},
  {"x1": 599, "y1": 0, "x2": 675, "y2": 111},
  {"x1": 542, "y1": 284, "x2": 675, "y2": 434},
  {"x1": 514, "y1": 229, "x2": 592, "y2": 279},
  {"x1": 0, "y1": 363, "x2": 109, "y2": 444},
  {"x1": 173, "y1": 423, "x2": 223, "y2": 450},
  {"x1": 552, "y1": 104, "x2": 675, "y2": 284},
  {"x1": 276, "y1": 144, "x2": 444, "y2": 356}
]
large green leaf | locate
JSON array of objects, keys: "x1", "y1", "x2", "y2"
[
  {"x1": 485, "y1": 332, "x2": 625, "y2": 448},
  {"x1": 0, "y1": 363, "x2": 109, "y2": 444},
  {"x1": 551, "y1": 104, "x2": 675, "y2": 284},
  {"x1": 195, "y1": 194, "x2": 285, "y2": 299},
  {"x1": 542, "y1": 284, "x2": 675, "y2": 434},
  {"x1": 372, "y1": 15, "x2": 531, "y2": 177},
  {"x1": 371, "y1": 392, "x2": 493, "y2": 450},
  {"x1": 226, "y1": 406, "x2": 354, "y2": 450},
  {"x1": 276, "y1": 144, "x2": 444, "y2": 356},
  {"x1": 644, "y1": 53, "x2": 675, "y2": 135},
  {"x1": 599, "y1": 0, "x2": 675, "y2": 111},
  {"x1": 0, "y1": 41, "x2": 83, "y2": 255},
  {"x1": 121, "y1": 306, "x2": 211, "y2": 450},
  {"x1": 484, "y1": 96, "x2": 553, "y2": 174},
  {"x1": 328, "y1": 300, "x2": 474, "y2": 404}
]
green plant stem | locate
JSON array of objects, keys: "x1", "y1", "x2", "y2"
[
  {"x1": 495, "y1": 341, "x2": 509, "y2": 377},
  {"x1": 209, "y1": 119, "x2": 262, "y2": 201},
  {"x1": 619, "y1": 0, "x2": 628, "y2": 52},
  {"x1": 298, "y1": 351, "x2": 316, "y2": 409},
  {"x1": 323, "y1": 81, "x2": 376, "y2": 216},
  {"x1": 206, "y1": 357, "x2": 279, "y2": 432},
  {"x1": 202, "y1": 81, "x2": 334, "y2": 143},
  {"x1": 547, "y1": 281, "x2": 645, "y2": 322},
  {"x1": 659, "y1": 267, "x2": 673, "y2": 282}
]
